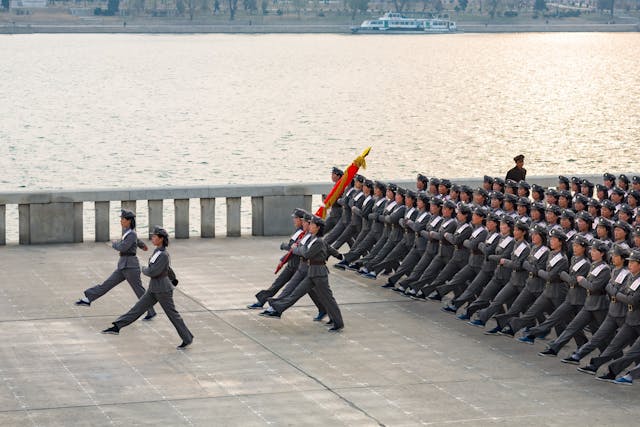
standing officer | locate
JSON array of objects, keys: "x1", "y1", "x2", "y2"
[
  {"x1": 505, "y1": 154, "x2": 526, "y2": 182},
  {"x1": 101, "y1": 227, "x2": 193, "y2": 350},
  {"x1": 76, "y1": 209, "x2": 156, "y2": 321}
]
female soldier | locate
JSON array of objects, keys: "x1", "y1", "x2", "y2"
[
  {"x1": 76, "y1": 209, "x2": 156, "y2": 321},
  {"x1": 101, "y1": 227, "x2": 194, "y2": 349}
]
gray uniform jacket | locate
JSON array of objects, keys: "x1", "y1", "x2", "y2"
[
  {"x1": 577, "y1": 261, "x2": 611, "y2": 311},
  {"x1": 462, "y1": 226, "x2": 488, "y2": 269},
  {"x1": 142, "y1": 248, "x2": 173, "y2": 293},
  {"x1": 407, "y1": 209, "x2": 431, "y2": 251},
  {"x1": 615, "y1": 273, "x2": 640, "y2": 326},
  {"x1": 349, "y1": 191, "x2": 367, "y2": 226},
  {"x1": 487, "y1": 235, "x2": 515, "y2": 282},
  {"x1": 502, "y1": 239, "x2": 531, "y2": 290},
  {"x1": 606, "y1": 268, "x2": 631, "y2": 318},
  {"x1": 562, "y1": 256, "x2": 592, "y2": 305},
  {"x1": 336, "y1": 187, "x2": 357, "y2": 225},
  {"x1": 355, "y1": 194, "x2": 376, "y2": 231},
  {"x1": 292, "y1": 235, "x2": 341, "y2": 279},
  {"x1": 112, "y1": 228, "x2": 142, "y2": 270},
  {"x1": 432, "y1": 217, "x2": 458, "y2": 258},
  {"x1": 420, "y1": 215, "x2": 444, "y2": 255},
  {"x1": 369, "y1": 199, "x2": 393, "y2": 235},
  {"x1": 386, "y1": 204, "x2": 407, "y2": 242},
  {"x1": 280, "y1": 228, "x2": 305, "y2": 267},
  {"x1": 398, "y1": 207, "x2": 419, "y2": 247},
  {"x1": 445, "y1": 221, "x2": 474, "y2": 263},
  {"x1": 522, "y1": 245, "x2": 550, "y2": 293},
  {"x1": 478, "y1": 232, "x2": 501, "y2": 272},
  {"x1": 539, "y1": 250, "x2": 570, "y2": 300}
]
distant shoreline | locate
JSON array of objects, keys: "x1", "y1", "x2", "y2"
[{"x1": 1, "y1": 22, "x2": 638, "y2": 35}]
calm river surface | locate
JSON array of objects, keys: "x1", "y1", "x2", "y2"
[{"x1": 1, "y1": 33, "x2": 639, "y2": 192}]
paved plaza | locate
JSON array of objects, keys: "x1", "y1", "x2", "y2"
[{"x1": 0, "y1": 237, "x2": 638, "y2": 426}]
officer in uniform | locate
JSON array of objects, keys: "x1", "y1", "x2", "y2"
[
  {"x1": 324, "y1": 167, "x2": 344, "y2": 233},
  {"x1": 323, "y1": 177, "x2": 358, "y2": 246},
  {"x1": 506, "y1": 154, "x2": 526, "y2": 182},
  {"x1": 101, "y1": 227, "x2": 193, "y2": 350},
  {"x1": 331, "y1": 175, "x2": 367, "y2": 250},
  {"x1": 335, "y1": 178, "x2": 375, "y2": 254},
  {"x1": 76, "y1": 209, "x2": 156, "y2": 321}
]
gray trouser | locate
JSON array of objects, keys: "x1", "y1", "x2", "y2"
[
  {"x1": 607, "y1": 334, "x2": 640, "y2": 376},
  {"x1": 343, "y1": 231, "x2": 380, "y2": 263},
  {"x1": 409, "y1": 253, "x2": 450, "y2": 291},
  {"x1": 627, "y1": 362, "x2": 640, "y2": 379},
  {"x1": 269, "y1": 275, "x2": 344, "y2": 329},
  {"x1": 255, "y1": 262, "x2": 297, "y2": 305},
  {"x1": 333, "y1": 223, "x2": 358, "y2": 251},
  {"x1": 453, "y1": 269, "x2": 493, "y2": 308},
  {"x1": 324, "y1": 221, "x2": 346, "y2": 246},
  {"x1": 269, "y1": 268, "x2": 326, "y2": 313},
  {"x1": 371, "y1": 241, "x2": 409, "y2": 274},
  {"x1": 575, "y1": 315, "x2": 625, "y2": 359},
  {"x1": 549, "y1": 309, "x2": 607, "y2": 353},
  {"x1": 387, "y1": 247, "x2": 423, "y2": 285},
  {"x1": 509, "y1": 294, "x2": 562, "y2": 334},
  {"x1": 114, "y1": 290, "x2": 193, "y2": 343},
  {"x1": 360, "y1": 234, "x2": 389, "y2": 265},
  {"x1": 527, "y1": 301, "x2": 586, "y2": 346},
  {"x1": 85, "y1": 268, "x2": 155, "y2": 317},
  {"x1": 421, "y1": 257, "x2": 468, "y2": 295},
  {"x1": 477, "y1": 282, "x2": 521, "y2": 324},
  {"x1": 590, "y1": 323, "x2": 640, "y2": 369},
  {"x1": 436, "y1": 264, "x2": 481, "y2": 299},
  {"x1": 466, "y1": 276, "x2": 508, "y2": 318},
  {"x1": 495, "y1": 288, "x2": 542, "y2": 330},
  {"x1": 397, "y1": 250, "x2": 437, "y2": 289}
]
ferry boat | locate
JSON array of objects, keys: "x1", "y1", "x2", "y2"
[{"x1": 351, "y1": 12, "x2": 457, "y2": 34}]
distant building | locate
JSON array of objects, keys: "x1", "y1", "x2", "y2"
[{"x1": 10, "y1": 0, "x2": 47, "y2": 8}]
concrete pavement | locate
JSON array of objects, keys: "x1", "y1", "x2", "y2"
[{"x1": 0, "y1": 237, "x2": 637, "y2": 426}]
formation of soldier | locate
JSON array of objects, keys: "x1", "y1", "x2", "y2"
[{"x1": 257, "y1": 166, "x2": 640, "y2": 385}]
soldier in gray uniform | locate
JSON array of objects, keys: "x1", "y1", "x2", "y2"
[
  {"x1": 101, "y1": 227, "x2": 194, "y2": 350},
  {"x1": 493, "y1": 224, "x2": 550, "y2": 335},
  {"x1": 334, "y1": 179, "x2": 375, "y2": 266},
  {"x1": 517, "y1": 234, "x2": 592, "y2": 345},
  {"x1": 76, "y1": 209, "x2": 156, "y2": 321},
  {"x1": 248, "y1": 208, "x2": 307, "y2": 309},
  {"x1": 538, "y1": 239, "x2": 611, "y2": 356},
  {"x1": 324, "y1": 177, "x2": 357, "y2": 246},
  {"x1": 332, "y1": 175, "x2": 368, "y2": 250},
  {"x1": 263, "y1": 216, "x2": 345, "y2": 332},
  {"x1": 562, "y1": 244, "x2": 630, "y2": 364},
  {"x1": 470, "y1": 219, "x2": 531, "y2": 329},
  {"x1": 578, "y1": 249, "x2": 640, "y2": 376},
  {"x1": 324, "y1": 167, "x2": 344, "y2": 233},
  {"x1": 507, "y1": 228, "x2": 570, "y2": 335}
]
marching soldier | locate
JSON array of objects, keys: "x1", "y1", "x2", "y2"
[
  {"x1": 331, "y1": 175, "x2": 366, "y2": 250},
  {"x1": 324, "y1": 167, "x2": 344, "y2": 233}
]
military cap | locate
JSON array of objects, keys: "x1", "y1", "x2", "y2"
[
  {"x1": 518, "y1": 180, "x2": 531, "y2": 190},
  {"x1": 614, "y1": 220, "x2": 632, "y2": 234},
  {"x1": 406, "y1": 189, "x2": 417, "y2": 199},
  {"x1": 310, "y1": 215, "x2": 325, "y2": 227},
  {"x1": 571, "y1": 177, "x2": 581, "y2": 185},
  {"x1": 396, "y1": 187, "x2": 406, "y2": 196},
  {"x1": 558, "y1": 190, "x2": 571, "y2": 199},
  {"x1": 354, "y1": 174, "x2": 365, "y2": 183},
  {"x1": 440, "y1": 179, "x2": 452, "y2": 188},
  {"x1": 430, "y1": 177, "x2": 441, "y2": 186},
  {"x1": 611, "y1": 187, "x2": 626, "y2": 196},
  {"x1": 505, "y1": 179, "x2": 518, "y2": 189},
  {"x1": 546, "y1": 204, "x2": 562, "y2": 216},
  {"x1": 500, "y1": 214, "x2": 515, "y2": 226},
  {"x1": 150, "y1": 226, "x2": 169, "y2": 239},
  {"x1": 474, "y1": 187, "x2": 489, "y2": 198},
  {"x1": 516, "y1": 197, "x2": 531, "y2": 207},
  {"x1": 487, "y1": 212, "x2": 501, "y2": 223},
  {"x1": 291, "y1": 208, "x2": 306, "y2": 218},
  {"x1": 626, "y1": 249, "x2": 640, "y2": 263},
  {"x1": 558, "y1": 175, "x2": 570, "y2": 185},
  {"x1": 591, "y1": 239, "x2": 609, "y2": 254},
  {"x1": 120, "y1": 209, "x2": 136, "y2": 219},
  {"x1": 374, "y1": 181, "x2": 386, "y2": 192},
  {"x1": 443, "y1": 200, "x2": 457, "y2": 210},
  {"x1": 574, "y1": 194, "x2": 588, "y2": 205},
  {"x1": 531, "y1": 223, "x2": 548, "y2": 236},
  {"x1": 490, "y1": 191, "x2": 504, "y2": 200},
  {"x1": 581, "y1": 179, "x2": 594, "y2": 188},
  {"x1": 451, "y1": 184, "x2": 461, "y2": 193},
  {"x1": 493, "y1": 177, "x2": 505, "y2": 186},
  {"x1": 483, "y1": 175, "x2": 494, "y2": 184},
  {"x1": 457, "y1": 203, "x2": 472, "y2": 215},
  {"x1": 303, "y1": 212, "x2": 313, "y2": 222},
  {"x1": 546, "y1": 188, "x2": 559, "y2": 197},
  {"x1": 530, "y1": 201, "x2": 545, "y2": 212},
  {"x1": 601, "y1": 199, "x2": 615, "y2": 211},
  {"x1": 576, "y1": 211, "x2": 593, "y2": 223},
  {"x1": 633, "y1": 176, "x2": 640, "y2": 185},
  {"x1": 430, "y1": 197, "x2": 444, "y2": 207},
  {"x1": 473, "y1": 206, "x2": 488, "y2": 218},
  {"x1": 531, "y1": 184, "x2": 546, "y2": 197},
  {"x1": 587, "y1": 198, "x2": 601, "y2": 208},
  {"x1": 332, "y1": 167, "x2": 344, "y2": 176},
  {"x1": 514, "y1": 154, "x2": 525, "y2": 162},
  {"x1": 418, "y1": 191, "x2": 430, "y2": 203},
  {"x1": 417, "y1": 173, "x2": 429, "y2": 184},
  {"x1": 387, "y1": 183, "x2": 398, "y2": 193},
  {"x1": 504, "y1": 193, "x2": 518, "y2": 203},
  {"x1": 619, "y1": 174, "x2": 630, "y2": 184},
  {"x1": 610, "y1": 243, "x2": 631, "y2": 259},
  {"x1": 549, "y1": 228, "x2": 568, "y2": 241},
  {"x1": 560, "y1": 209, "x2": 576, "y2": 220},
  {"x1": 595, "y1": 217, "x2": 613, "y2": 230},
  {"x1": 618, "y1": 203, "x2": 633, "y2": 215},
  {"x1": 515, "y1": 219, "x2": 530, "y2": 231},
  {"x1": 595, "y1": 184, "x2": 608, "y2": 193},
  {"x1": 627, "y1": 190, "x2": 640, "y2": 201},
  {"x1": 603, "y1": 172, "x2": 616, "y2": 182},
  {"x1": 364, "y1": 179, "x2": 374, "y2": 189},
  {"x1": 573, "y1": 234, "x2": 590, "y2": 248},
  {"x1": 633, "y1": 225, "x2": 640, "y2": 237},
  {"x1": 460, "y1": 185, "x2": 473, "y2": 195}
]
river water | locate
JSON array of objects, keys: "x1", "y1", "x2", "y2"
[{"x1": 1, "y1": 33, "x2": 639, "y2": 240}]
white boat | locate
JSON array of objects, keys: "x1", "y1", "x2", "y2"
[{"x1": 351, "y1": 12, "x2": 457, "y2": 34}]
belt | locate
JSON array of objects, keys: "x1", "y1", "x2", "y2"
[
  {"x1": 119, "y1": 253, "x2": 135, "y2": 257},
  {"x1": 154, "y1": 272, "x2": 168, "y2": 278},
  {"x1": 308, "y1": 260, "x2": 325, "y2": 266},
  {"x1": 611, "y1": 296, "x2": 617, "y2": 303},
  {"x1": 629, "y1": 304, "x2": 635, "y2": 312},
  {"x1": 587, "y1": 289, "x2": 604, "y2": 296},
  {"x1": 528, "y1": 272, "x2": 535, "y2": 279},
  {"x1": 472, "y1": 250, "x2": 482, "y2": 255}
]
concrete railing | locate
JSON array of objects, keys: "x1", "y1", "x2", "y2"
[{"x1": 0, "y1": 174, "x2": 625, "y2": 245}]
